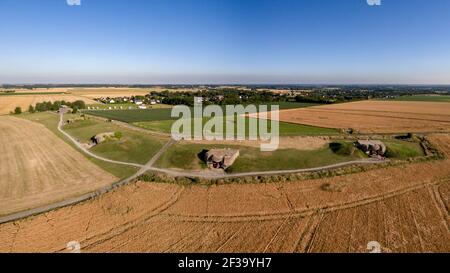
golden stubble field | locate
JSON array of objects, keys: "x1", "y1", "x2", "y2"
[
  {"x1": 0, "y1": 134, "x2": 448, "y2": 253},
  {"x1": 0, "y1": 116, "x2": 117, "y2": 216},
  {"x1": 0, "y1": 94, "x2": 97, "y2": 115},
  {"x1": 271, "y1": 101, "x2": 450, "y2": 134},
  {"x1": 67, "y1": 87, "x2": 152, "y2": 98}
]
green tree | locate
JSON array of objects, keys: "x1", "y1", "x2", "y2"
[
  {"x1": 72, "y1": 107, "x2": 78, "y2": 114},
  {"x1": 14, "y1": 107, "x2": 22, "y2": 115},
  {"x1": 72, "y1": 100, "x2": 86, "y2": 109},
  {"x1": 28, "y1": 105, "x2": 35, "y2": 113}
]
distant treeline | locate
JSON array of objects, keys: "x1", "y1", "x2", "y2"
[{"x1": 153, "y1": 89, "x2": 294, "y2": 107}]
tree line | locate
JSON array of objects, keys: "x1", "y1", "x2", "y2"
[{"x1": 13, "y1": 100, "x2": 87, "y2": 115}]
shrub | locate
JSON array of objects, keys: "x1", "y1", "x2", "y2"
[
  {"x1": 329, "y1": 142, "x2": 354, "y2": 156},
  {"x1": 114, "y1": 131, "x2": 123, "y2": 139},
  {"x1": 14, "y1": 107, "x2": 22, "y2": 115}
]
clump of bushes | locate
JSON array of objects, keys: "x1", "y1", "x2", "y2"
[
  {"x1": 329, "y1": 141, "x2": 355, "y2": 156},
  {"x1": 114, "y1": 131, "x2": 123, "y2": 140},
  {"x1": 14, "y1": 107, "x2": 22, "y2": 114},
  {"x1": 33, "y1": 100, "x2": 86, "y2": 112}
]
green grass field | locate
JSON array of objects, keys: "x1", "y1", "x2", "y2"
[
  {"x1": 86, "y1": 103, "x2": 172, "y2": 110},
  {"x1": 19, "y1": 112, "x2": 427, "y2": 179},
  {"x1": 384, "y1": 140, "x2": 425, "y2": 159},
  {"x1": 155, "y1": 141, "x2": 368, "y2": 173},
  {"x1": 155, "y1": 138, "x2": 426, "y2": 173},
  {"x1": 391, "y1": 95, "x2": 450, "y2": 102},
  {"x1": 83, "y1": 102, "x2": 317, "y2": 123},
  {"x1": 19, "y1": 112, "x2": 138, "y2": 178},
  {"x1": 84, "y1": 108, "x2": 175, "y2": 122},
  {"x1": 134, "y1": 117, "x2": 339, "y2": 137},
  {"x1": 63, "y1": 116, "x2": 168, "y2": 164}
]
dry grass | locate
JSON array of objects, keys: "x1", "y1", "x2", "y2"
[
  {"x1": 0, "y1": 116, "x2": 116, "y2": 216},
  {"x1": 272, "y1": 101, "x2": 450, "y2": 133}
]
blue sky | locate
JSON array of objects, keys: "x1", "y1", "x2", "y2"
[{"x1": 0, "y1": 0, "x2": 449, "y2": 84}]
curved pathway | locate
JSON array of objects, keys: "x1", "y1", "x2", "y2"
[{"x1": 0, "y1": 111, "x2": 387, "y2": 224}]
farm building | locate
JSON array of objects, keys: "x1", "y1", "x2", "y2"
[
  {"x1": 204, "y1": 149, "x2": 240, "y2": 170},
  {"x1": 356, "y1": 140, "x2": 386, "y2": 156}
]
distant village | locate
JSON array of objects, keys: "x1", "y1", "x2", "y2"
[{"x1": 91, "y1": 95, "x2": 162, "y2": 110}]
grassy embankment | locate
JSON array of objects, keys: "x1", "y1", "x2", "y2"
[
  {"x1": 155, "y1": 139, "x2": 425, "y2": 173},
  {"x1": 62, "y1": 115, "x2": 168, "y2": 165},
  {"x1": 19, "y1": 112, "x2": 149, "y2": 178}
]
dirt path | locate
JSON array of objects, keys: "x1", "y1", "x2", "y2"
[
  {"x1": 0, "y1": 111, "x2": 386, "y2": 224},
  {"x1": 62, "y1": 109, "x2": 388, "y2": 179}
]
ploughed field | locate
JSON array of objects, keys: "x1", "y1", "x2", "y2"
[
  {"x1": 0, "y1": 134, "x2": 448, "y2": 253},
  {"x1": 270, "y1": 101, "x2": 450, "y2": 134},
  {"x1": 0, "y1": 116, "x2": 117, "y2": 216}
]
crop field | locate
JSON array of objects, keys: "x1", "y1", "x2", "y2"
[
  {"x1": 0, "y1": 116, "x2": 117, "y2": 216},
  {"x1": 0, "y1": 94, "x2": 97, "y2": 115},
  {"x1": 68, "y1": 88, "x2": 151, "y2": 98},
  {"x1": 1, "y1": 88, "x2": 70, "y2": 94},
  {"x1": 0, "y1": 134, "x2": 448, "y2": 252},
  {"x1": 269, "y1": 101, "x2": 450, "y2": 133},
  {"x1": 0, "y1": 92, "x2": 65, "y2": 96}
]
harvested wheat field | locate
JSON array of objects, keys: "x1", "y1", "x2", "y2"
[
  {"x1": 11, "y1": 88, "x2": 70, "y2": 94},
  {"x1": 0, "y1": 95, "x2": 97, "y2": 115},
  {"x1": 268, "y1": 101, "x2": 450, "y2": 134},
  {"x1": 0, "y1": 134, "x2": 449, "y2": 253},
  {"x1": 0, "y1": 116, "x2": 116, "y2": 216},
  {"x1": 68, "y1": 88, "x2": 151, "y2": 99}
]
